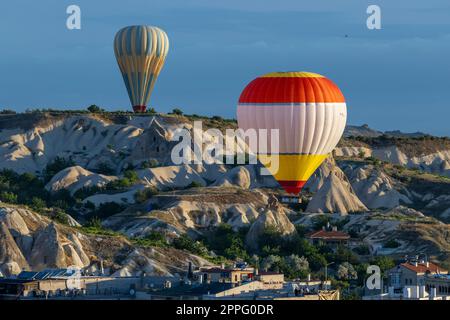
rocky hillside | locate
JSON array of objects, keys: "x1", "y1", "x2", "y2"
[
  {"x1": 336, "y1": 135, "x2": 450, "y2": 177},
  {"x1": 304, "y1": 157, "x2": 368, "y2": 214},
  {"x1": 102, "y1": 187, "x2": 297, "y2": 240},
  {"x1": 296, "y1": 206, "x2": 450, "y2": 267},
  {"x1": 1, "y1": 112, "x2": 449, "y2": 274},
  {"x1": 0, "y1": 204, "x2": 210, "y2": 277}
]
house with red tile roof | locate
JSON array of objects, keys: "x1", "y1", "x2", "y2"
[
  {"x1": 306, "y1": 228, "x2": 350, "y2": 247},
  {"x1": 388, "y1": 259, "x2": 448, "y2": 293}
]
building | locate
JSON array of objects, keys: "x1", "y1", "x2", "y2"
[
  {"x1": 195, "y1": 266, "x2": 255, "y2": 284},
  {"x1": 0, "y1": 268, "x2": 181, "y2": 299},
  {"x1": 306, "y1": 228, "x2": 350, "y2": 247},
  {"x1": 151, "y1": 280, "x2": 338, "y2": 300},
  {"x1": 388, "y1": 259, "x2": 448, "y2": 293},
  {"x1": 147, "y1": 265, "x2": 287, "y2": 300},
  {"x1": 363, "y1": 258, "x2": 450, "y2": 300},
  {"x1": 150, "y1": 282, "x2": 238, "y2": 300},
  {"x1": 290, "y1": 278, "x2": 331, "y2": 294},
  {"x1": 254, "y1": 271, "x2": 284, "y2": 289},
  {"x1": 0, "y1": 279, "x2": 40, "y2": 299},
  {"x1": 424, "y1": 274, "x2": 450, "y2": 298}
]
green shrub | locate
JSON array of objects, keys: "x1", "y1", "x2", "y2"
[
  {"x1": 141, "y1": 159, "x2": 159, "y2": 168},
  {"x1": 85, "y1": 216, "x2": 102, "y2": 229},
  {"x1": 80, "y1": 217, "x2": 120, "y2": 236},
  {"x1": 188, "y1": 181, "x2": 203, "y2": 188},
  {"x1": 96, "y1": 162, "x2": 115, "y2": 175},
  {"x1": 370, "y1": 256, "x2": 395, "y2": 276},
  {"x1": 50, "y1": 190, "x2": 75, "y2": 209},
  {"x1": 132, "y1": 231, "x2": 168, "y2": 247},
  {"x1": 311, "y1": 215, "x2": 331, "y2": 230},
  {"x1": 365, "y1": 156, "x2": 381, "y2": 166},
  {"x1": 134, "y1": 187, "x2": 158, "y2": 203},
  {"x1": 353, "y1": 245, "x2": 370, "y2": 255},
  {"x1": 105, "y1": 171, "x2": 138, "y2": 190},
  {"x1": 87, "y1": 105, "x2": 104, "y2": 113},
  {"x1": 0, "y1": 170, "x2": 49, "y2": 206},
  {"x1": 0, "y1": 191, "x2": 17, "y2": 203},
  {"x1": 0, "y1": 109, "x2": 16, "y2": 114},
  {"x1": 171, "y1": 108, "x2": 183, "y2": 116},
  {"x1": 92, "y1": 202, "x2": 125, "y2": 219},
  {"x1": 123, "y1": 170, "x2": 138, "y2": 183},
  {"x1": 173, "y1": 235, "x2": 208, "y2": 256},
  {"x1": 74, "y1": 186, "x2": 103, "y2": 200},
  {"x1": 30, "y1": 197, "x2": 46, "y2": 212},
  {"x1": 53, "y1": 209, "x2": 70, "y2": 225},
  {"x1": 43, "y1": 157, "x2": 75, "y2": 182},
  {"x1": 384, "y1": 239, "x2": 401, "y2": 248}
]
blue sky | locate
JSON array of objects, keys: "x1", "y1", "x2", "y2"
[{"x1": 0, "y1": 0, "x2": 449, "y2": 135}]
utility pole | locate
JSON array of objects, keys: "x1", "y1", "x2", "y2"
[{"x1": 324, "y1": 262, "x2": 335, "y2": 290}]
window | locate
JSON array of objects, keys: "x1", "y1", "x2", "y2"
[{"x1": 392, "y1": 274, "x2": 400, "y2": 287}]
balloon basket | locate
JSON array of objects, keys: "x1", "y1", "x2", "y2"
[
  {"x1": 133, "y1": 105, "x2": 147, "y2": 113},
  {"x1": 279, "y1": 194, "x2": 302, "y2": 204}
]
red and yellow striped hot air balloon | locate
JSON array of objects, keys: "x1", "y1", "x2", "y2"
[{"x1": 237, "y1": 71, "x2": 347, "y2": 194}]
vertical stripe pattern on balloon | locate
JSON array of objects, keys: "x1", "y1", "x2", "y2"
[{"x1": 114, "y1": 25, "x2": 169, "y2": 112}]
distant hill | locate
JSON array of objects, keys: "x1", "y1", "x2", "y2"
[
  {"x1": 344, "y1": 124, "x2": 382, "y2": 138},
  {"x1": 344, "y1": 124, "x2": 431, "y2": 139}
]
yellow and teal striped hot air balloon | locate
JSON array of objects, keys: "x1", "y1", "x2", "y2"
[{"x1": 114, "y1": 25, "x2": 169, "y2": 112}]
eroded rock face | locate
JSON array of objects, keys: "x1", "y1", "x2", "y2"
[
  {"x1": 306, "y1": 164, "x2": 368, "y2": 214},
  {"x1": 28, "y1": 222, "x2": 90, "y2": 270},
  {"x1": 1, "y1": 113, "x2": 448, "y2": 178},
  {"x1": 0, "y1": 115, "x2": 143, "y2": 174},
  {"x1": 341, "y1": 163, "x2": 412, "y2": 209},
  {"x1": 0, "y1": 222, "x2": 30, "y2": 276},
  {"x1": 45, "y1": 166, "x2": 116, "y2": 195},
  {"x1": 245, "y1": 206, "x2": 297, "y2": 250},
  {"x1": 0, "y1": 206, "x2": 90, "y2": 275},
  {"x1": 103, "y1": 188, "x2": 267, "y2": 237},
  {"x1": 304, "y1": 156, "x2": 336, "y2": 193},
  {"x1": 112, "y1": 247, "x2": 212, "y2": 277},
  {"x1": 137, "y1": 165, "x2": 206, "y2": 190},
  {"x1": 213, "y1": 166, "x2": 251, "y2": 189},
  {"x1": 335, "y1": 146, "x2": 450, "y2": 178},
  {"x1": 0, "y1": 205, "x2": 211, "y2": 277},
  {"x1": 304, "y1": 157, "x2": 368, "y2": 214},
  {"x1": 129, "y1": 119, "x2": 178, "y2": 166}
]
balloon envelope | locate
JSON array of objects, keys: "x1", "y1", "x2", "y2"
[
  {"x1": 114, "y1": 25, "x2": 169, "y2": 112},
  {"x1": 237, "y1": 71, "x2": 347, "y2": 194}
]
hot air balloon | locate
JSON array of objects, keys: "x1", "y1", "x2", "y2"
[
  {"x1": 114, "y1": 25, "x2": 169, "y2": 113},
  {"x1": 237, "y1": 71, "x2": 347, "y2": 194}
]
